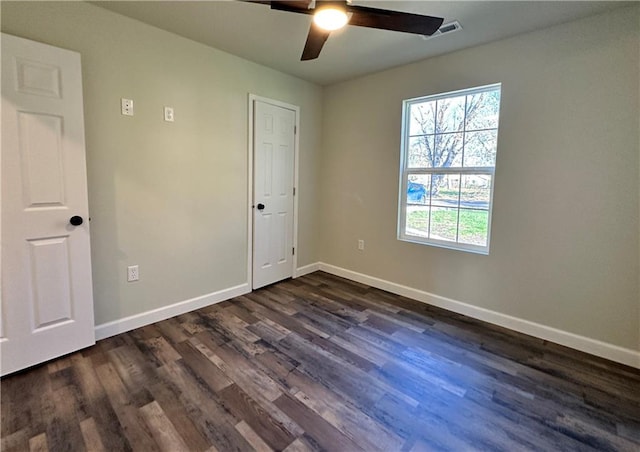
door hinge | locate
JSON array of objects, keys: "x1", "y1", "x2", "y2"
[
  {"x1": 292, "y1": 247, "x2": 295, "y2": 256},
  {"x1": 294, "y1": 125, "x2": 297, "y2": 135},
  {"x1": 293, "y1": 187, "x2": 296, "y2": 196}
]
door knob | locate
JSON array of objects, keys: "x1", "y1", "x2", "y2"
[
  {"x1": 257, "y1": 203, "x2": 265, "y2": 210},
  {"x1": 70, "y1": 216, "x2": 83, "y2": 226}
]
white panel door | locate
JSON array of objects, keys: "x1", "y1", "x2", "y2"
[
  {"x1": 253, "y1": 101, "x2": 296, "y2": 289},
  {"x1": 1, "y1": 33, "x2": 95, "y2": 376}
]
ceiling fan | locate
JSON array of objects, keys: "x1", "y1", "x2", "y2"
[{"x1": 255, "y1": 1, "x2": 444, "y2": 61}]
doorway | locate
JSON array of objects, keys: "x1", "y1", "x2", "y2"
[{"x1": 248, "y1": 96, "x2": 299, "y2": 289}]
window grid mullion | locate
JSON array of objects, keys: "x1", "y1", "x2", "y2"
[
  {"x1": 434, "y1": 99, "x2": 440, "y2": 168},
  {"x1": 430, "y1": 99, "x2": 440, "y2": 239},
  {"x1": 405, "y1": 168, "x2": 495, "y2": 175},
  {"x1": 455, "y1": 95, "x2": 469, "y2": 242},
  {"x1": 408, "y1": 125, "x2": 499, "y2": 139},
  {"x1": 455, "y1": 175, "x2": 462, "y2": 243},
  {"x1": 426, "y1": 174, "x2": 432, "y2": 239}
]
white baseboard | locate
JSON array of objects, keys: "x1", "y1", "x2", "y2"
[
  {"x1": 316, "y1": 263, "x2": 640, "y2": 369},
  {"x1": 295, "y1": 262, "x2": 321, "y2": 278},
  {"x1": 93, "y1": 263, "x2": 639, "y2": 369},
  {"x1": 94, "y1": 283, "x2": 251, "y2": 340}
]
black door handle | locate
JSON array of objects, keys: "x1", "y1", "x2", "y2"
[
  {"x1": 70, "y1": 216, "x2": 83, "y2": 226},
  {"x1": 257, "y1": 203, "x2": 265, "y2": 211}
]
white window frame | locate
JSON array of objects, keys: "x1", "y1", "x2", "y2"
[{"x1": 397, "y1": 83, "x2": 501, "y2": 255}]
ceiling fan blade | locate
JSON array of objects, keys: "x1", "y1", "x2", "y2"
[
  {"x1": 346, "y1": 5, "x2": 444, "y2": 36},
  {"x1": 270, "y1": 1, "x2": 314, "y2": 15},
  {"x1": 301, "y1": 22, "x2": 331, "y2": 61}
]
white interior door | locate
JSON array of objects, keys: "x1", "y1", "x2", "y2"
[
  {"x1": 1, "y1": 33, "x2": 95, "y2": 376},
  {"x1": 252, "y1": 100, "x2": 296, "y2": 289}
]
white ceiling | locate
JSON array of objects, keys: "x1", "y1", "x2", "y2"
[{"x1": 94, "y1": 1, "x2": 631, "y2": 86}]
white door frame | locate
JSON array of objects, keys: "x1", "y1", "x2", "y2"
[{"x1": 247, "y1": 94, "x2": 300, "y2": 289}]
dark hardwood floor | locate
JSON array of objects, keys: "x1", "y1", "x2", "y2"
[{"x1": 2, "y1": 271, "x2": 639, "y2": 451}]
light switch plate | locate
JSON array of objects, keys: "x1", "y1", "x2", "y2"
[
  {"x1": 164, "y1": 106, "x2": 174, "y2": 122},
  {"x1": 121, "y1": 98, "x2": 134, "y2": 116}
]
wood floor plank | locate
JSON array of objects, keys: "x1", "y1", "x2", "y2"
[
  {"x1": 277, "y1": 331, "x2": 420, "y2": 409},
  {"x1": 1, "y1": 429, "x2": 30, "y2": 452},
  {"x1": 199, "y1": 340, "x2": 306, "y2": 439},
  {"x1": 203, "y1": 309, "x2": 262, "y2": 344},
  {"x1": 144, "y1": 377, "x2": 211, "y2": 452},
  {"x1": 235, "y1": 420, "x2": 274, "y2": 452},
  {"x1": 1, "y1": 364, "x2": 48, "y2": 437},
  {"x1": 363, "y1": 308, "x2": 427, "y2": 333},
  {"x1": 247, "y1": 320, "x2": 289, "y2": 343},
  {"x1": 254, "y1": 350, "x2": 299, "y2": 382},
  {"x1": 95, "y1": 362, "x2": 160, "y2": 452},
  {"x1": 141, "y1": 336, "x2": 182, "y2": 366},
  {"x1": 224, "y1": 303, "x2": 261, "y2": 325},
  {"x1": 154, "y1": 317, "x2": 190, "y2": 345},
  {"x1": 177, "y1": 312, "x2": 209, "y2": 336},
  {"x1": 236, "y1": 296, "x2": 327, "y2": 341},
  {"x1": 139, "y1": 401, "x2": 191, "y2": 452},
  {"x1": 158, "y1": 360, "x2": 252, "y2": 451},
  {"x1": 250, "y1": 291, "x2": 299, "y2": 317},
  {"x1": 173, "y1": 340, "x2": 233, "y2": 393},
  {"x1": 282, "y1": 437, "x2": 314, "y2": 452},
  {"x1": 42, "y1": 384, "x2": 85, "y2": 452},
  {"x1": 28, "y1": 433, "x2": 48, "y2": 452},
  {"x1": 219, "y1": 384, "x2": 295, "y2": 451},
  {"x1": 293, "y1": 389, "x2": 404, "y2": 451},
  {"x1": 79, "y1": 418, "x2": 106, "y2": 452},
  {"x1": 2, "y1": 271, "x2": 639, "y2": 452},
  {"x1": 294, "y1": 289, "x2": 369, "y2": 323},
  {"x1": 71, "y1": 355, "x2": 133, "y2": 452},
  {"x1": 274, "y1": 393, "x2": 365, "y2": 452},
  {"x1": 371, "y1": 393, "x2": 420, "y2": 440},
  {"x1": 107, "y1": 346, "x2": 155, "y2": 408},
  {"x1": 293, "y1": 328, "x2": 379, "y2": 373},
  {"x1": 192, "y1": 338, "x2": 283, "y2": 402}
]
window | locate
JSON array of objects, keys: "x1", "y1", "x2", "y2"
[{"x1": 398, "y1": 84, "x2": 501, "y2": 254}]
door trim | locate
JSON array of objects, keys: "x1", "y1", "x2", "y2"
[{"x1": 247, "y1": 94, "x2": 300, "y2": 290}]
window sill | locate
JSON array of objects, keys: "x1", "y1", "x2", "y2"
[{"x1": 398, "y1": 235, "x2": 490, "y2": 255}]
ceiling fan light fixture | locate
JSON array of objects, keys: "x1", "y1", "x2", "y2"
[
  {"x1": 266, "y1": 0, "x2": 445, "y2": 60},
  {"x1": 313, "y1": 6, "x2": 348, "y2": 31}
]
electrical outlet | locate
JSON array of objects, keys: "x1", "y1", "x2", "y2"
[
  {"x1": 164, "y1": 106, "x2": 174, "y2": 122},
  {"x1": 127, "y1": 265, "x2": 139, "y2": 282},
  {"x1": 121, "y1": 98, "x2": 134, "y2": 116},
  {"x1": 358, "y1": 239, "x2": 365, "y2": 251}
]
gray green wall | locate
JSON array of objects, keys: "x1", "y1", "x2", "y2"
[
  {"x1": 2, "y1": 2, "x2": 638, "y2": 354},
  {"x1": 1, "y1": 1, "x2": 323, "y2": 325},
  {"x1": 318, "y1": 6, "x2": 640, "y2": 351}
]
